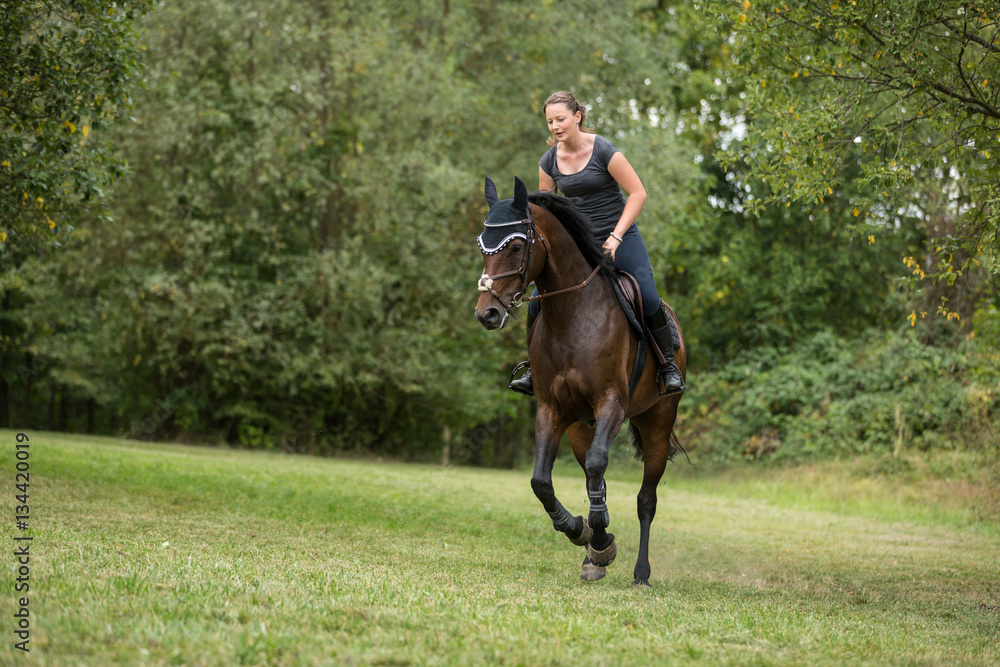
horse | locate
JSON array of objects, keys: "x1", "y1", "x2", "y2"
[{"x1": 474, "y1": 176, "x2": 687, "y2": 586}]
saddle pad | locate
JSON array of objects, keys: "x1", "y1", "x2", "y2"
[
  {"x1": 611, "y1": 270, "x2": 681, "y2": 373},
  {"x1": 611, "y1": 272, "x2": 680, "y2": 347},
  {"x1": 611, "y1": 272, "x2": 645, "y2": 336}
]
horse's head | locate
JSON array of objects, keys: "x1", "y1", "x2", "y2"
[{"x1": 475, "y1": 175, "x2": 545, "y2": 330}]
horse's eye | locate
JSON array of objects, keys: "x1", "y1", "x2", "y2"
[{"x1": 509, "y1": 243, "x2": 523, "y2": 255}]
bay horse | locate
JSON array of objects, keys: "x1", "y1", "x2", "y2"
[{"x1": 474, "y1": 176, "x2": 687, "y2": 586}]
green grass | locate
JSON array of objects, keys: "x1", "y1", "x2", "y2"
[{"x1": 1, "y1": 430, "x2": 998, "y2": 666}]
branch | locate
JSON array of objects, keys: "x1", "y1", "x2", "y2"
[{"x1": 941, "y1": 19, "x2": 1000, "y2": 55}]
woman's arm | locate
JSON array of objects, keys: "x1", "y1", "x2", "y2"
[
  {"x1": 538, "y1": 166, "x2": 556, "y2": 194},
  {"x1": 603, "y1": 152, "x2": 647, "y2": 259}
]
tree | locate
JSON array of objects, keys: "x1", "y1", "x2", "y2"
[
  {"x1": 0, "y1": 0, "x2": 150, "y2": 263},
  {"x1": 16, "y1": 0, "x2": 682, "y2": 452},
  {"x1": 702, "y1": 0, "x2": 1000, "y2": 293},
  {"x1": 0, "y1": 0, "x2": 149, "y2": 428}
]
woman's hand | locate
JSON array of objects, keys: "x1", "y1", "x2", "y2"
[{"x1": 603, "y1": 234, "x2": 622, "y2": 261}]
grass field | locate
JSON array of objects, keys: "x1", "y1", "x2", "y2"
[{"x1": 1, "y1": 430, "x2": 998, "y2": 665}]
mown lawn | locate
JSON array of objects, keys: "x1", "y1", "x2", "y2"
[{"x1": 1, "y1": 430, "x2": 998, "y2": 665}]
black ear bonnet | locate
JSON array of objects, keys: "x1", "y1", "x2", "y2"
[{"x1": 478, "y1": 175, "x2": 533, "y2": 255}]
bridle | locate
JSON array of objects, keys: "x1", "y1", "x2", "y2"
[
  {"x1": 478, "y1": 210, "x2": 603, "y2": 324},
  {"x1": 477, "y1": 215, "x2": 544, "y2": 323}
]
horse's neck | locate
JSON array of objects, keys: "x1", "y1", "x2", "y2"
[{"x1": 534, "y1": 220, "x2": 617, "y2": 330}]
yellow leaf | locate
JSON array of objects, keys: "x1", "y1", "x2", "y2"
[
  {"x1": 853, "y1": 207, "x2": 859, "y2": 217},
  {"x1": 742, "y1": 0, "x2": 750, "y2": 9},
  {"x1": 907, "y1": 311, "x2": 916, "y2": 327},
  {"x1": 133, "y1": 354, "x2": 142, "y2": 367},
  {"x1": 0, "y1": 231, "x2": 6, "y2": 242},
  {"x1": 82, "y1": 126, "x2": 90, "y2": 137},
  {"x1": 1, "y1": 160, "x2": 9, "y2": 167},
  {"x1": 47, "y1": 217, "x2": 56, "y2": 229},
  {"x1": 868, "y1": 235, "x2": 875, "y2": 244}
]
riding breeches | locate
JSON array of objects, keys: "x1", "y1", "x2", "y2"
[{"x1": 528, "y1": 225, "x2": 661, "y2": 319}]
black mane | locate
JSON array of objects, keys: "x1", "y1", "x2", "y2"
[{"x1": 528, "y1": 191, "x2": 615, "y2": 276}]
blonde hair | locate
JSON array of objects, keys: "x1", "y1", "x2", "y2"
[{"x1": 543, "y1": 91, "x2": 592, "y2": 146}]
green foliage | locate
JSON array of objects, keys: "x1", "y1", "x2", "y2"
[
  {"x1": 702, "y1": 0, "x2": 1000, "y2": 284},
  {"x1": 687, "y1": 326, "x2": 999, "y2": 463},
  {"x1": 971, "y1": 303, "x2": 1000, "y2": 390},
  {"x1": 0, "y1": 0, "x2": 150, "y2": 264},
  {"x1": 13, "y1": 0, "x2": 710, "y2": 452},
  {"x1": 5, "y1": 0, "x2": 997, "y2": 466},
  {"x1": 674, "y1": 175, "x2": 919, "y2": 361}
]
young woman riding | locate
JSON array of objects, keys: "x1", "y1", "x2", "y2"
[{"x1": 509, "y1": 90, "x2": 685, "y2": 397}]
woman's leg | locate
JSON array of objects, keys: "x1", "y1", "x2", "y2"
[
  {"x1": 612, "y1": 227, "x2": 685, "y2": 396},
  {"x1": 612, "y1": 227, "x2": 660, "y2": 317}
]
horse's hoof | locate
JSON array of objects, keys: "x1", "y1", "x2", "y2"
[
  {"x1": 587, "y1": 538, "x2": 617, "y2": 567},
  {"x1": 632, "y1": 579, "x2": 652, "y2": 588},
  {"x1": 580, "y1": 557, "x2": 607, "y2": 581},
  {"x1": 567, "y1": 518, "x2": 592, "y2": 546}
]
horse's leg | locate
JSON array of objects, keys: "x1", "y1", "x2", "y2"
[
  {"x1": 631, "y1": 405, "x2": 678, "y2": 587},
  {"x1": 584, "y1": 396, "x2": 626, "y2": 567},
  {"x1": 567, "y1": 424, "x2": 607, "y2": 581},
  {"x1": 530, "y1": 404, "x2": 591, "y2": 545}
]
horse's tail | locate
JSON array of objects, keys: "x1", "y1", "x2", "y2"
[
  {"x1": 629, "y1": 420, "x2": 643, "y2": 460},
  {"x1": 630, "y1": 421, "x2": 691, "y2": 464},
  {"x1": 669, "y1": 430, "x2": 693, "y2": 465}
]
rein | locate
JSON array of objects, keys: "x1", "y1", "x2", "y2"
[{"x1": 524, "y1": 263, "x2": 601, "y2": 303}]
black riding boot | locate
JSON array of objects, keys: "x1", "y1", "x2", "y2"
[
  {"x1": 645, "y1": 304, "x2": 685, "y2": 396},
  {"x1": 508, "y1": 311, "x2": 536, "y2": 395}
]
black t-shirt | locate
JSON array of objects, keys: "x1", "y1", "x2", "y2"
[{"x1": 539, "y1": 134, "x2": 627, "y2": 237}]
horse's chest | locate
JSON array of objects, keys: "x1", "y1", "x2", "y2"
[{"x1": 542, "y1": 369, "x2": 593, "y2": 417}]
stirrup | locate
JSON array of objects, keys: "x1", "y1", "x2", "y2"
[
  {"x1": 508, "y1": 361, "x2": 534, "y2": 396},
  {"x1": 656, "y1": 364, "x2": 685, "y2": 397}
]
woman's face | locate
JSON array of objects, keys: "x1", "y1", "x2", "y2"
[{"x1": 545, "y1": 103, "x2": 581, "y2": 143}]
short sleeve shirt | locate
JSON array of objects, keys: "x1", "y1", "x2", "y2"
[{"x1": 539, "y1": 134, "x2": 627, "y2": 237}]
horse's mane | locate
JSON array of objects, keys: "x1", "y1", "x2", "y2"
[{"x1": 527, "y1": 192, "x2": 615, "y2": 277}]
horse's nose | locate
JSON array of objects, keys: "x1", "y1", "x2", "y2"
[{"x1": 478, "y1": 306, "x2": 504, "y2": 330}]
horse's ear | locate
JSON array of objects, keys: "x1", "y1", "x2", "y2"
[
  {"x1": 484, "y1": 175, "x2": 499, "y2": 209},
  {"x1": 513, "y1": 175, "x2": 528, "y2": 214}
]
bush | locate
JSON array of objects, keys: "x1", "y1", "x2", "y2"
[{"x1": 683, "y1": 325, "x2": 1000, "y2": 464}]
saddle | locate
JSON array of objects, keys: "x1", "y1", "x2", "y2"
[{"x1": 610, "y1": 271, "x2": 680, "y2": 399}]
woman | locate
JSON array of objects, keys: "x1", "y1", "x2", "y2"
[{"x1": 509, "y1": 90, "x2": 685, "y2": 397}]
